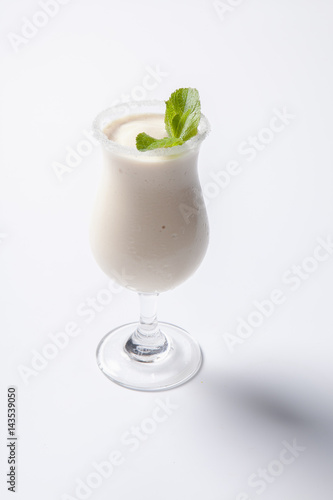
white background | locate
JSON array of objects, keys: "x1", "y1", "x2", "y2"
[{"x1": 1, "y1": 0, "x2": 333, "y2": 499}]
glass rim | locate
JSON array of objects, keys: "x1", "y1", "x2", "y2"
[{"x1": 92, "y1": 99, "x2": 211, "y2": 158}]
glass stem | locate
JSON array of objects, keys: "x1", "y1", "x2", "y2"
[{"x1": 125, "y1": 293, "x2": 169, "y2": 363}]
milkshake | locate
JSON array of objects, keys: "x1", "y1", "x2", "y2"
[
  {"x1": 91, "y1": 94, "x2": 210, "y2": 391},
  {"x1": 90, "y1": 103, "x2": 209, "y2": 293}
]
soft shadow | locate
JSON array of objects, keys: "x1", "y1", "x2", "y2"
[{"x1": 198, "y1": 367, "x2": 333, "y2": 453}]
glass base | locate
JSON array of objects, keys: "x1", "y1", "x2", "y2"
[{"x1": 96, "y1": 322, "x2": 203, "y2": 391}]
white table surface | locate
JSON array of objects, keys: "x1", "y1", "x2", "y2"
[{"x1": 1, "y1": 0, "x2": 333, "y2": 499}]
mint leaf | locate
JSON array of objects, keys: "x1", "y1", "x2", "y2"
[
  {"x1": 165, "y1": 88, "x2": 201, "y2": 141},
  {"x1": 136, "y1": 133, "x2": 184, "y2": 152},
  {"x1": 135, "y1": 133, "x2": 158, "y2": 150},
  {"x1": 136, "y1": 87, "x2": 201, "y2": 151}
]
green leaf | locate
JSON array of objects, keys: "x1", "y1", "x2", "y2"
[
  {"x1": 135, "y1": 133, "x2": 157, "y2": 150},
  {"x1": 136, "y1": 132, "x2": 184, "y2": 152},
  {"x1": 164, "y1": 88, "x2": 201, "y2": 141},
  {"x1": 136, "y1": 87, "x2": 201, "y2": 151}
]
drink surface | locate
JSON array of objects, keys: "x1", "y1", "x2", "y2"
[
  {"x1": 90, "y1": 113, "x2": 209, "y2": 293},
  {"x1": 103, "y1": 113, "x2": 166, "y2": 148}
]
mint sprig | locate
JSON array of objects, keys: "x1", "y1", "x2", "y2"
[
  {"x1": 136, "y1": 133, "x2": 184, "y2": 151},
  {"x1": 136, "y1": 87, "x2": 201, "y2": 152}
]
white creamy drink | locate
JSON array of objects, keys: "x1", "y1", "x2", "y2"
[
  {"x1": 90, "y1": 111, "x2": 209, "y2": 293},
  {"x1": 92, "y1": 93, "x2": 210, "y2": 392}
]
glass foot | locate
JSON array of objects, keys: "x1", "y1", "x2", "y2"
[{"x1": 96, "y1": 322, "x2": 203, "y2": 391}]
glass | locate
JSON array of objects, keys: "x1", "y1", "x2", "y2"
[{"x1": 90, "y1": 100, "x2": 210, "y2": 391}]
